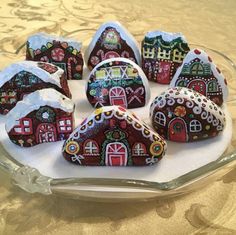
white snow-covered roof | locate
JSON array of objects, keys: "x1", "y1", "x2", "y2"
[
  {"x1": 68, "y1": 105, "x2": 165, "y2": 143},
  {"x1": 27, "y1": 32, "x2": 82, "y2": 51},
  {"x1": 145, "y1": 30, "x2": 187, "y2": 43},
  {"x1": 5, "y1": 88, "x2": 75, "y2": 132},
  {"x1": 84, "y1": 21, "x2": 141, "y2": 65},
  {"x1": 0, "y1": 61, "x2": 64, "y2": 88},
  {"x1": 150, "y1": 87, "x2": 226, "y2": 125},
  {"x1": 87, "y1": 57, "x2": 151, "y2": 105},
  {"x1": 170, "y1": 48, "x2": 228, "y2": 102}
]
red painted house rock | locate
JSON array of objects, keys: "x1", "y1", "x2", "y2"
[
  {"x1": 63, "y1": 106, "x2": 167, "y2": 166},
  {"x1": 85, "y1": 21, "x2": 141, "y2": 70},
  {"x1": 86, "y1": 58, "x2": 150, "y2": 109},
  {"x1": 170, "y1": 48, "x2": 228, "y2": 106},
  {"x1": 150, "y1": 87, "x2": 226, "y2": 142},
  {"x1": 142, "y1": 31, "x2": 190, "y2": 84},
  {"x1": 6, "y1": 88, "x2": 75, "y2": 147},
  {"x1": 26, "y1": 33, "x2": 84, "y2": 80},
  {"x1": 0, "y1": 61, "x2": 71, "y2": 115}
]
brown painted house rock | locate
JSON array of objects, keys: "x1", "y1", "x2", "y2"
[
  {"x1": 150, "y1": 87, "x2": 226, "y2": 142},
  {"x1": 0, "y1": 61, "x2": 71, "y2": 115},
  {"x1": 170, "y1": 48, "x2": 228, "y2": 106},
  {"x1": 63, "y1": 106, "x2": 167, "y2": 166},
  {"x1": 26, "y1": 33, "x2": 84, "y2": 80},
  {"x1": 6, "y1": 88, "x2": 75, "y2": 147},
  {"x1": 85, "y1": 21, "x2": 141, "y2": 70},
  {"x1": 142, "y1": 31, "x2": 190, "y2": 84}
]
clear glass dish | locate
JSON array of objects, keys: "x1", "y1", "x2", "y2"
[{"x1": 0, "y1": 40, "x2": 236, "y2": 201}]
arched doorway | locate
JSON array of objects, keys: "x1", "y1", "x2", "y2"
[
  {"x1": 188, "y1": 79, "x2": 206, "y2": 96},
  {"x1": 109, "y1": 86, "x2": 127, "y2": 107},
  {"x1": 168, "y1": 118, "x2": 188, "y2": 142},
  {"x1": 36, "y1": 123, "x2": 57, "y2": 144},
  {"x1": 105, "y1": 142, "x2": 128, "y2": 166}
]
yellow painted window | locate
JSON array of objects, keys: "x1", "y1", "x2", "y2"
[
  {"x1": 112, "y1": 68, "x2": 121, "y2": 78},
  {"x1": 127, "y1": 67, "x2": 137, "y2": 77},
  {"x1": 95, "y1": 69, "x2": 106, "y2": 79}
]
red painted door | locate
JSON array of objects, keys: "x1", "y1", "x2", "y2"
[
  {"x1": 157, "y1": 61, "x2": 171, "y2": 84},
  {"x1": 168, "y1": 118, "x2": 187, "y2": 142},
  {"x1": 188, "y1": 80, "x2": 206, "y2": 95},
  {"x1": 105, "y1": 142, "x2": 127, "y2": 166},
  {"x1": 109, "y1": 86, "x2": 127, "y2": 107},
  {"x1": 36, "y1": 123, "x2": 57, "y2": 144}
]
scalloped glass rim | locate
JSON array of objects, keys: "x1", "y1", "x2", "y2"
[{"x1": 0, "y1": 43, "x2": 236, "y2": 201}]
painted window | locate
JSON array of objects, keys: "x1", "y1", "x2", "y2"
[
  {"x1": 57, "y1": 117, "x2": 73, "y2": 133},
  {"x1": 190, "y1": 62, "x2": 204, "y2": 75},
  {"x1": 111, "y1": 67, "x2": 121, "y2": 78},
  {"x1": 158, "y1": 47, "x2": 171, "y2": 60},
  {"x1": 132, "y1": 143, "x2": 147, "y2": 155},
  {"x1": 207, "y1": 80, "x2": 218, "y2": 92},
  {"x1": 173, "y1": 49, "x2": 185, "y2": 63},
  {"x1": 177, "y1": 80, "x2": 186, "y2": 87},
  {"x1": 83, "y1": 140, "x2": 99, "y2": 154},
  {"x1": 154, "y1": 112, "x2": 166, "y2": 126},
  {"x1": 95, "y1": 69, "x2": 106, "y2": 79},
  {"x1": 127, "y1": 67, "x2": 137, "y2": 77},
  {"x1": 12, "y1": 118, "x2": 33, "y2": 135},
  {"x1": 0, "y1": 91, "x2": 17, "y2": 104},
  {"x1": 190, "y1": 120, "x2": 202, "y2": 132},
  {"x1": 143, "y1": 47, "x2": 155, "y2": 59}
]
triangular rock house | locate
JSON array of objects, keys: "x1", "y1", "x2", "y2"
[
  {"x1": 170, "y1": 48, "x2": 228, "y2": 106},
  {"x1": 6, "y1": 88, "x2": 75, "y2": 147},
  {"x1": 0, "y1": 61, "x2": 71, "y2": 114},
  {"x1": 85, "y1": 21, "x2": 141, "y2": 70},
  {"x1": 63, "y1": 106, "x2": 167, "y2": 166}
]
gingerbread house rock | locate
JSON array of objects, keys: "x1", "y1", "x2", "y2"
[
  {"x1": 26, "y1": 33, "x2": 84, "y2": 80},
  {"x1": 142, "y1": 31, "x2": 190, "y2": 84},
  {"x1": 150, "y1": 87, "x2": 226, "y2": 142},
  {"x1": 6, "y1": 88, "x2": 75, "y2": 147},
  {"x1": 170, "y1": 48, "x2": 228, "y2": 106},
  {"x1": 85, "y1": 21, "x2": 141, "y2": 70},
  {"x1": 63, "y1": 106, "x2": 167, "y2": 166},
  {"x1": 86, "y1": 58, "x2": 150, "y2": 109},
  {"x1": 0, "y1": 61, "x2": 71, "y2": 115}
]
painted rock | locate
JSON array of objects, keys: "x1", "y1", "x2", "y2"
[
  {"x1": 85, "y1": 21, "x2": 141, "y2": 70},
  {"x1": 0, "y1": 61, "x2": 71, "y2": 115},
  {"x1": 86, "y1": 58, "x2": 150, "y2": 109},
  {"x1": 150, "y1": 87, "x2": 226, "y2": 142},
  {"x1": 62, "y1": 106, "x2": 167, "y2": 166},
  {"x1": 142, "y1": 31, "x2": 190, "y2": 84},
  {"x1": 170, "y1": 48, "x2": 228, "y2": 106},
  {"x1": 26, "y1": 33, "x2": 84, "y2": 80},
  {"x1": 6, "y1": 88, "x2": 75, "y2": 147}
]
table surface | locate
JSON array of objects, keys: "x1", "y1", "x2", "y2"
[{"x1": 0, "y1": 0, "x2": 236, "y2": 234}]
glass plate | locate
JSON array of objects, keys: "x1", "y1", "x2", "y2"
[{"x1": 0, "y1": 40, "x2": 236, "y2": 201}]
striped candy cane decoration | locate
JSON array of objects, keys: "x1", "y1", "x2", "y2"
[{"x1": 67, "y1": 57, "x2": 77, "y2": 80}]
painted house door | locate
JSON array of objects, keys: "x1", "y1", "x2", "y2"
[
  {"x1": 109, "y1": 86, "x2": 127, "y2": 107},
  {"x1": 36, "y1": 123, "x2": 57, "y2": 144},
  {"x1": 168, "y1": 118, "x2": 187, "y2": 142},
  {"x1": 188, "y1": 80, "x2": 206, "y2": 96},
  {"x1": 157, "y1": 61, "x2": 171, "y2": 83},
  {"x1": 105, "y1": 142, "x2": 128, "y2": 166}
]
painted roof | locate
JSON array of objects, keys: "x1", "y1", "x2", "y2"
[
  {"x1": 150, "y1": 87, "x2": 226, "y2": 126},
  {"x1": 68, "y1": 105, "x2": 165, "y2": 143},
  {"x1": 86, "y1": 57, "x2": 151, "y2": 105},
  {"x1": 5, "y1": 88, "x2": 74, "y2": 132},
  {"x1": 170, "y1": 48, "x2": 228, "y2": 102},
  {"x1": 27, "y1": 32, "x2": 82, "y2": 52},
  {"x1": 84, "y1": 21, "x2": 141, "y2": 65},
  {"x1": 0, "y1": 61, "x2": 63, "y2": 88},
  {"x1": 145, "y1": 30, "x2": 187, "y2": 43}
]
